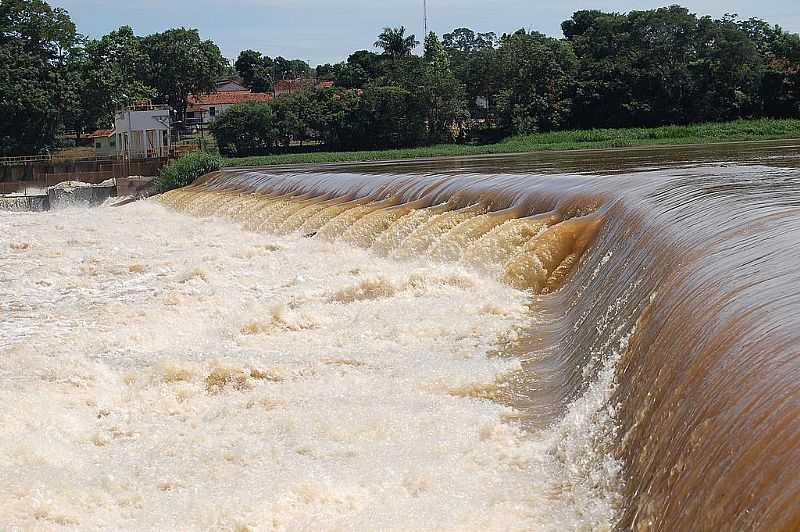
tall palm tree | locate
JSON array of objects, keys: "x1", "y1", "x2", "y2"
[{"x1": 374, "y1": 26, "x2": 419, "y2": 59}]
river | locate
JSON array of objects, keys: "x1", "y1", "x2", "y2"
[{"x1": 2, "y1": 140, "x2": 799, "y2": 530}]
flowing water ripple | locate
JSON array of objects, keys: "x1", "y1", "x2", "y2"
[{"x1": 0, "y1": 202, "x2": 622, "y2": 531}]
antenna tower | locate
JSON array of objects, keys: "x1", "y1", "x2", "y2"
[{"x1": 424, "y1": 0, "x2": 428, "y2": 36}]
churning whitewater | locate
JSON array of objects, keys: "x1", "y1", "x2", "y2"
[{"x1": 0, "y1": 202, "x2": 621, "y2": 531}]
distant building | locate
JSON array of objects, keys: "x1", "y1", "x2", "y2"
[
  {"x1": 186, "y1": 91, "x2": 273, "y2": 125},
  {"x1": 274, "y1": 78, "x2": 334, "y2": 96},
  {"x1": 215, "y1": 79, "x2": 249, "y2": 92},
  {"x1": 113, "y1": 103, "x2": 172, "y2": 159},
  {"x1": 87, "y1": 129, "x2": 116, "y2": 157}
]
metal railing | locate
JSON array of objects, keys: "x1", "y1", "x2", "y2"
[
  {"x1": 1, "y1": 156, "x2": 172, "y2": 195},
  {"x1": 0, "y1": 181, "x2": 48, "y2": 196},
  {"x1": 0, "y1": 153, "x2": 121, "y2": 166},
  {"x1": 1, "y1": 146, "x2": 189, "y2": 166}
]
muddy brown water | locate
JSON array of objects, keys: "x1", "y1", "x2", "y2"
[{"x1": 161, "y1": 139, "x2": 800, "y2": 531}]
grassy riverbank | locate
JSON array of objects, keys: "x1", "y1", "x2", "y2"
[{"x1": 223, "y1": 118, "x2": 800, "y2": 168}]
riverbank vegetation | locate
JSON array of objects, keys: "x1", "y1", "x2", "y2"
[
  {"x1": 2, "y1": 1, "x2": 799, "y2": 158},
  {"x1": 221, "y1": 118, "x2": 800, "y2": 167},
  {"x1": 1, "y1": 1, "x2": 231, "y2": 156},
  {"x1": 156, "y1": 152, "x2": 222, "y2": 193},
  {"x1": 215, "y1": 7, "x2": 800, "y2": 158}
]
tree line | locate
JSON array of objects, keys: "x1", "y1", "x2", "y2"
[
  {"x1": 2, "y1": 0, "x2": 799, "y2": 158},
  {"x1": 217, "y1": 9, "x2": 800, "y2": 156},
  {"x1": 0, "y1": 0, "x2": 313, "y2": 156}
]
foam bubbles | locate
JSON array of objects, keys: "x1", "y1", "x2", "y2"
[{"x1": 0, "y1": 202, "x2": 621, "y2": 530}]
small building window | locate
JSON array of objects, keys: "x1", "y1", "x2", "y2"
[
  {"x1": 96, "y1": 142, "x2": 102, "y2": 149},
  {"x1": 209, "y1": 107, "x2": 216, "y2": 117}
]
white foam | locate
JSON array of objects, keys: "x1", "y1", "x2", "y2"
[{"x1": 0, "y1": 202, "x2": 622, "y2": 530}]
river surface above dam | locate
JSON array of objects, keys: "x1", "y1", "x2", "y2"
[{"x1": 1, "y1": 140, "x2": 799, "y2": 531}]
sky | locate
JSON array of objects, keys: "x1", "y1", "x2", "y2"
[{"x1": 51, "y1": 0, "x2": 800, "y2": 66}]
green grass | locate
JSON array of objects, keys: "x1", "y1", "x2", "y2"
[{"x1": 222, "y1": 118, "x2": 800, "y2": 168}]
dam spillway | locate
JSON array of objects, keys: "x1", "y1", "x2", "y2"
[{"x1": 2, "y1": 141, "x2": 800, "y2": 530}]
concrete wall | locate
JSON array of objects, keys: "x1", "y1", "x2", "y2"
[
  {"x1": 0, "y1": 194, "x2": 49, "y2": 212},
  {"x1": 47, "y1": 185, "x2": 116, "y2": 209},
  {"x1": 1, "y1": 158, "x2": 168, "y2": 191}
]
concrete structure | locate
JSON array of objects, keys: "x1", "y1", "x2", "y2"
[
  {"x1": 0, "y1": 194, "x2": 49, "y2": 212},
  {"x1": 87, "y1": 129, "x2": 117, "y2": 157},
  {"x1": 1, "y1": 180, "x2": 118, "y2": 212},
  {"x1": 47, "y1": 181, "x2": 116, "y2": 209},
  {"x1": 113, "y1": 104, "x2": 172, "y2": 159},
  {"x1": 186, "y1": 91, "x2": 273, "y2": 125}
]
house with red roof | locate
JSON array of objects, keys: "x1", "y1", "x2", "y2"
[
  {"x1": 86, "y1": 129, "x2": 116, "y2": 157},
  {"x1": 186, "y1": 91, "x2": 273, "y2": 125}
]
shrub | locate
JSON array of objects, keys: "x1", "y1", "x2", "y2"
[
  {"x1": 156, "y1": 152, "x2": 223, "y2": 193},
  {"x1": 211, "y1": 102, "x2": 278, "y2": 157}
]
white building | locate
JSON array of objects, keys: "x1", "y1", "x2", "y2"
[
  {"x1": 113, "y1": 104, "x2": 172, "y2": 159},
  {"x1": 87, "y1": 129, "x2": 116, "y2": 157},
  {"x1": 186, "y1": 91, "x2": 273, "y2": 125}
]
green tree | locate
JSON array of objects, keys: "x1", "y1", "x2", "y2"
[
  {"x1": 272, "y1": 56, "x2": 311, "y2": 80},
  {"x1": 141, "y1": 28, "x2": 227, "y2": 120},
  {"x1": 333, "y1": 50, "x2": 384, "y2": 88},
  {"x1": 273, "y1": 56, "x2": 291, "y2": 80},
  {"x1": 235, "y1": 49, "x2": 274, "y2": 92},
  {"x1": 315, "y1": 63, "x2": 336, "y2": 80},
  {"x1": 374, "y1": 26, "x2": 418, "y2": 59},
  {"x1": 362, "y1": 85, "x2": 427, "y2": 148},
  {"x1": 68, "y1": 26, "x2": 153, "y2": 135},
  {"x1": 689, "y1": 15, "x2": 764, "y2": 121},
  {"x1": 210, "y1": 102, "x2": 278, "y2": 156},
  {"x1": 423, "y1": 31, "x2": 448, "y2": 64},
  {"x1": 563, "y1": 9, "x2": 641, "y2": 128},
  {"x1": 289, "y1": 59, "x2": 311, "y2": 78},
  {"x1": 272, "y1": 90, "x2": 326, "y2": 146},
  {"x1": 624, "y1": 6, "x2": 703, "y2": 125},
  {"x1": 738, "y1": 17, "x2": 800, "y2": 117},
  {"x1": 0, "y1": 0, "x2": 79, "y2": 155},
  {"x1": 438, "y1": 28, "x2": 500, "y2": 121},
  {"x1": 495, "y1": 29, "x2": 577, "y2": 134},
  {"x1": 317, "y1": 89, "x2": 370, "y2": 148},
  {"x1": 442, "y1": 28, "x2": 496, "y2": 53},
  {"x1": 563, "y1": 7, "x2": 769, "y2": 127},
  {"x1": 420, "y1": 33, "x2": 469, "y2": 142},
  {"x1": 457, "y1": 47, "x2": 502, "y2": 118},
  {"x1": 317, "y1": 86, "x2": 426, "y2": 150}
]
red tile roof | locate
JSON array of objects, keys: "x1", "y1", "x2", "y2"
[
  {"x1": 274, "y1": 78, "x2": 334, "y2": 94},
  {"x1": 187, "y1": 91, "x2": 273, "y2": 110},
  {"x1": 87, "y1": 129, "x2": 114, "y2": 138}
]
